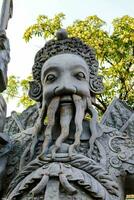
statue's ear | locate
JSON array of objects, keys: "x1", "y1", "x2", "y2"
[
  {"x1": 29, "y1": 81, "x2": 42, "y2": 102},
  {"x1": 89, "y1": 75, "x2": 104, "y2": 95}
]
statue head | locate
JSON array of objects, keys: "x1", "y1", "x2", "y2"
[
  {"x1": 29, "y1": 29, "x2": 104, "y2": 158},
  {"x1": 29, "y1": 29, "x2": 103, "y2": 104}
]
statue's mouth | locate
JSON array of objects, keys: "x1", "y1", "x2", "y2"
[{"x1": 60, "y1": 95, "x2": 73, "y2": 105}]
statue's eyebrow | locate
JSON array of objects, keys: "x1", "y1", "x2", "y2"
[
  {"x1": 71, "y1": 64, "x2": 88, "y2": 73},
  {"x1": 42, "y1": 66, "x2": 60, "y2": 77}
]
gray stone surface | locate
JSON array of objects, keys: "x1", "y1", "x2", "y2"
[
  {"x1": 0, "y1": 95, "x2": 11, "y2": 198},
  {"x1": 0, "y1": 30, "x2": 10, "y2": 92},
  {"x1": 1, "y1": 30, "x2": 134, "y2": 200},
  {"x1": 0, "y1": 0, "x2": 13, "y2": 92}
]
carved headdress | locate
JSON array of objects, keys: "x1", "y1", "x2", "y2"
[{"x1": 30, "y1": 29, "x2": 103, "y2": 101}]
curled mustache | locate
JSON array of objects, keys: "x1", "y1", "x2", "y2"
[
  {"x1": 39, "y1": 94, "x2": 87, "y2": 158},
  {"x1": 41, "y1": 96, "x2": 60, "y2": 156},
  {"x1": 41, "y1": 94, "x2": 87, "y2": 158},
  {"x1": 68, "y1": 95, "x2": 86, "y2": 157}
]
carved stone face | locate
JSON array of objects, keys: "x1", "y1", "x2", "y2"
[{"x1": 41, "y1": 53, "x2": 90, "y2": 105}]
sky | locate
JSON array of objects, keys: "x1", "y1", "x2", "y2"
[{"x1": 0, "y1": 0, "x2": 134, "y2": 115}]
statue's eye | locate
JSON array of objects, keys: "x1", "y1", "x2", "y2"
[
  {"x1": 46, "y1": 74, "x2": 56, "y2": 82},
  {"x1": 75, "y1": 72, "x2": 86, "y2": 80}
]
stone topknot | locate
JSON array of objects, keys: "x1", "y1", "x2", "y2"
[{"x1": 56, "y1": 29, "x2": 68, "y2": 40}]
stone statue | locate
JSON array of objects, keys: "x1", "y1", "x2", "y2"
[
  {"x1": 1, "y1": 29, "x2": 134, "y2": 200},
  {"x1": 0, "y1": 1, "x2": 13, "y2": 198},
  {"x1": 0, "y1": 30, "x2": 10, "y2": 92},
  {"x1": 0, "y1": 95, "x2": 11, "y2": 198},
  {"x1": 0, "y1": 0, "x2": 13, "y2": 92}
]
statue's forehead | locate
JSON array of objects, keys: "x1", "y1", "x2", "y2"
[{"x1": 42, "y1": 53, "x2": 89, "y2": 71}]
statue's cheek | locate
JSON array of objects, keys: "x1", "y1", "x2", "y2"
[
  {"x1": 42, "y1": 85, "x2": 57, "y2": 102},
  {"x1": 76, "y1": 82, "x2": 90, "y2": 97},
  {"x1": 29, "y1": 81, "x2": 42, "y2": 102}
]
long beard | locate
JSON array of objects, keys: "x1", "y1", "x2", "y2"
[
  {"x1": 39, "y1": 94, "x2": 86, "y2": 158},
  {"x1": 38, "y1": 93, "x2": 100, "y2": 159}
]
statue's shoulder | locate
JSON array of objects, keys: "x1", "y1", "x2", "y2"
[
  {"x1": 101, "y1": 97, "x2": 133, "y2": 132},
  {"x1": 3, "y1": 104, "x2": 39, "y2": 189},
  {"x1": 4, "y1": 104, "x2": 39, "y2": 136},
  {"x1": 99, "y1": 98, "x2": 134, "y2": 177}
]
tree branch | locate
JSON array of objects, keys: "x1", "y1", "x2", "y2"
[{"x1": 105, "y1": 57, "x2": 114, "y2": 66}]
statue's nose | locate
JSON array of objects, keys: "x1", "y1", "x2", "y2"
[{"x1": 54, "y1": 83, "x2": 76, "y2": 96}]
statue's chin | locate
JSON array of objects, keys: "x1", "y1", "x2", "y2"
[
  {"x1": 59, "y1": 102, "x2": 73, "y2": 107},
  {"x1": 59, "y1": 96, "x2": 75, "y2": 110}
]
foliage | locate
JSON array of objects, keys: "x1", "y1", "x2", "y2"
[
  {"x1": 23, "y1": 13, "x2": 65, "y2": 42},
  {"x1": 4, "y1": 75, "x2": 35, "y2": 108},
  {"x1": 6, "y1": 14, "x2": 134, "y2": 114},
  {"x1": 5, "y1": 75, "x2": 20, "y2": 100}
]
